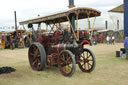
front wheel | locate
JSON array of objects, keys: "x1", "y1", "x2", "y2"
[
  {"x1": 58, "y1": 50, "x2": 76, "y2": 76},
  {"x1": 78, "y1": 48, "x2": 96, "y2": 72}
]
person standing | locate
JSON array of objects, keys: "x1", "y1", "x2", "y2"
[
  {"x1": 109, "y1": 35, "x2": 112, "y2": 45},
  {"x1": 124, "y1": 34, "x2": 128, "y2": 59},
  {"x1": 94, "y1": 36, "x2": 97, "y2": 45},
  {"x1": 112, "y1": 35, "x2": 115, "y2": 45},
  {"x1": 100, "y1": 34, "x2": 104, "y2": 43},
  {"x1": 1, "y1": 36, "x2": 5, "y2": 49},
  {"x1": 10, "y1": 35, "x2": 15, "y2": 49},
  {"x1": 106, "y1": 35, "x2": 110, "y2": 45}
]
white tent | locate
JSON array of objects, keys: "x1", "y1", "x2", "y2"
[{"x1": 108, "y1": 4, "x2": 123, "y2": 13}]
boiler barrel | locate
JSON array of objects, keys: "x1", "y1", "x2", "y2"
[{"x1": 51, "y1": 44, "x2": 74, "y2": 53}]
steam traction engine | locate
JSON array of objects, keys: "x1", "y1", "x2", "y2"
[{"x1": 20, "y1": 7, "x2": 101, "y2": 76}]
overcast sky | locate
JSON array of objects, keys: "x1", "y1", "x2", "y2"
[{"x1": 0, "y1": 0, "x2": 123, "y2": 31}]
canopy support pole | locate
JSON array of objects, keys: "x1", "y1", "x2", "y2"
[
  {"x1": 67, "y1": 16, "x2": 78, "y2": 41},
  {"x1": 87, "y1": 14, "x2": 91, "y2": 40},
  {"x1": 46, "y1": 24, "x2": 48, "y2": 32},
  {"x1": 90, "y1": 17, "x2": 96, "y2": 40},
  {"x1": 76, "y1": 15, "x2": 79, "y2": 40}
]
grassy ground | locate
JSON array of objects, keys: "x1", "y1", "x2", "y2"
[{"x1": 0, "y1": 43, "x2": 128, "y2": 85}]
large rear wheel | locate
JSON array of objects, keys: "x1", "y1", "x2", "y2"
[
  {"x1": 28, "y1": 43, "x2": 46, "y2": 71},
  {"x1": 78, "y1": 48, "x2": 96, "y2": 72},
  {"x1": 58, "y1": 50, "x2": 76, "y2": 76}
]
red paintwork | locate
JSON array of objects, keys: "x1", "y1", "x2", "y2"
[
  {"x1": 78, "y1": 30, "x2": 89, "y2": 39},
  {"x1": 36, "y1": 34, "x2": 46, "y2": 42},
  {"x1": 37, "y1": 30, "x2": 89, "y2": 46},
  {"x1": 81, "y1": 40, "x2": 90, "y2": 45},
  {"x1": 36, "y1": 31, "x2": 61, "y2": 46},
  {"x1": 36, "y1": 30, "x2": 90, "y2": 66}
]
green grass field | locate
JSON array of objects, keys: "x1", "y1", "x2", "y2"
[{"x1": 0, "y1": 43, "x2": 128, "y2": 85}]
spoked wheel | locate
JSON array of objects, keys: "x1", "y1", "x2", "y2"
[
  {"x1": 58, "y1": 50, "x2": 76, "y2": 76},
  {"x1": 28, "y1": 43, "x2": 46, "y2": 71},
  {"x1": 78, "y1": 48, "x2": 96, "y2": 72}
]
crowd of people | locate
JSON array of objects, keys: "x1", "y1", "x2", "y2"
[
  {"x1": 91, "y1": 33, "x2": 128, "y2": 60},
  {"x1": 91, "y1": 33, "x2": 115, "y2": 45},
  {"x1": 0, "y1": 32, "x2": 31, "y2": 49},
  {"x1": 0, "y1": 35, "x2": 25, "y2": 49},
  {"x1": 106, "y1": 35, "x2": 115, "y2": 45}
]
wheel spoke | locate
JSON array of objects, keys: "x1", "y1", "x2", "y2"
[
  {"x1": 60, "y1": 59, "x2": 65, "y2": 64},
  {"x1": 37, "y1": 59, "x2": 41, "y2": 66},
  {"x1": 66, "y1": 57, "x2": 71, "y2": 63},
  {"x1": 33, "y1": 45, "x2": 37, "y2": 51},
  {"x1": 81, "y1": 56, "x2": 85, "y2": 59},
  {"x1": 62, "y1": 54, "x2": 65, "y2": 62},
  {"x1": 36, "y1": 57, "x2": 41, "y2": 69},
  {"x1": 35, "y1": 48, "x2": 39, "y2": 55},
  {"x1": 87, "y1": 62, "x2": 90, "y2": 69},
  {"x1": 66, "y1": 53, "x2": 69, "y2": 58},
  {"x1": 83, "y1": 51, "x2": 86, "y2": 58},
  {"x1": 60, "y1": 55, "x2": 65, "y2": 64},
  {"x1": 87, "y1": 62, "x2": 92, "y2": 67},
  {"x1": 79, "y1": 58, "x2": 84, "y2": 62},
  {"x1": 87, "y1": 54, "x2": 91, "y2": 59},
  {"x1": 30, "y1": 53, "x2": 34, "y2": 56},
  {"x1": 88, "y1": 59, "x2": 93, "y2": 61},
  {"x1": 86, "y1": 52, "x2": 88, "y2": 58},
  {"x1": 32, "y1": 58, "x2": 38, "y2": 65},
  {"x1": 37, "y1": 58, "x2": 41, "y2": 63},
  {"x1": 84, "y1": 63, "x2": 86, "y2": 69},
  {"x1": 37, "y1": 54, "x2": 41, "y2": 57},
  {"x1": 68, "y1": 65, "x2": 72, "y2": 71},
  {"x1": 81, "y1": 63, "x2": 85, "y2": 66}
]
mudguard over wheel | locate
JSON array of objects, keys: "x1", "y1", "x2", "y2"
[
  {"x1": 78, "y1": 48, "x2": 96, "y2": 72},
  {"x1": 58, "y1": 50, "x2": 76, "y2": 76},
  {"x1": 28, "y1": 42, "x2": 46, "y2": 71}
]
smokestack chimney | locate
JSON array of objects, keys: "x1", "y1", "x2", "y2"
[
  {"x1": 117, "y1": 20, "x2": 119, "y2": 29},
  {"x1": 14, "y1": 11, "x2": 17, "y2": 31},
  {"x1": 105, "y1": 20, "x2": 108, "y2": 29},
  {"x1": 68, "y1": 0, "x2": 75, "y2": 8}
]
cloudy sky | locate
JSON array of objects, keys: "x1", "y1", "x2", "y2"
[{"x1": 0, "y1": 0, "x2": 123, "y2": 31}]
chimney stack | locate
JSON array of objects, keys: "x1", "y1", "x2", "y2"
[
  {"x1": 117, "y1": 20, "x2": 119, "y2": 29},
  {"x1": 14, "y1": 11, "x2": 17, "y2": 31},
  {"x1": 105, "y1": 20, "x2": 108, "y2": 29},
  {"x1": 68, "y1": 0, "x2": 75, "y2": 8}
]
